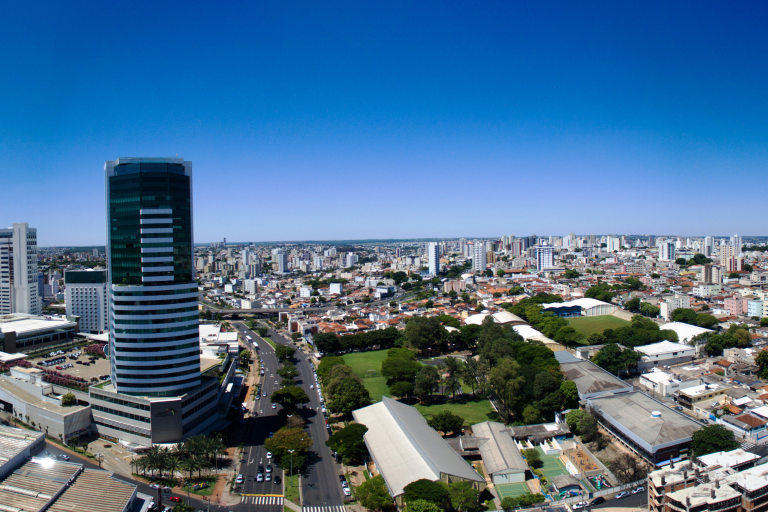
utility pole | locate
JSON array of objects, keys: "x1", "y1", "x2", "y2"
[{"x1": 287, "y1": 449, "x2": 295, "y2": 491}]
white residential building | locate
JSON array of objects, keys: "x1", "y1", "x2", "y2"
[
  {"x1": 472, "y1": 244, "x2": 487, "y2": 273},
  {"x1": 330, "y1": 282, "x2": 343, "y2": 295},
  {"x1": 0, "y1": 223, "x2": 40, "y2": 315},
  {"x1": 635, "y1": 341, "x2": 696, "y2": 370},
  {"x1": 345, "y1": 253, "x2": 359, "y2": 268},
  {"x1": 536, "y1": 244, "x2": 554, "y2": 270},
  {"x1": 299, "y1": 286, "x2": 312, "y2": 298},
  {"x1": 276, "y1": 251, "x2": 288, "y2": 274},
  {"x1": 659, "y1": 241, "x2": 676, "y2": 261},
  {"x1": 64, "y1": 269, "x2": 108, "y2": 334},
  {"x1": 427, "y1": 243, "x2": 440, "y2": 276},
  {"x1": 243, "y1": 279, "x2": 258, "y2": 294},
  {"x1": 659, "y1": 295, "x2": 691, "y2": 320}
]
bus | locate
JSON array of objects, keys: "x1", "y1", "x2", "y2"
[{"x1": 245, "y1": 335, "x2": 252, "y2": 343}]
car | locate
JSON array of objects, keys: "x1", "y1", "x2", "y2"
[
  {"x1": 702, "y1": 418, "x2": 709, "y2": 424},
  {"x1": 342, "y1": 481, "x2": 349, "y2": 489},
  {"x1": 256, "y1": 473, "x2": 264, "y2": 482},
  {"x1": 632, "y1": 486, "x2": 645, "y2": 494},
  {"x1": 274, "y1": 476, "x2": 281, "y2": 484},
  {"x1": 56, "y1": 366, "x2": 63, "y2": 370},
  {"x1": 343, "y1": 487, "x2": 351, "y2": 496},
  {"x1": 58, "y1": 454, "x2": 70, "y2": 461},
  {"x1": 255, "y1": 395, "x2": 260, "y2": 400},
  {"x1": 711, "y1": 402, "x2": 720, "y2": 408},
  {"x1": 267, "y1": 452, "x2": 272, "y2": 459},
  {"x1": 236, "y1": 474, "x2": 244, "y2": 484},
  {"x1": 616, "y1": 491, "x2": 630, "y2": 499},
  {"x1": 265, "y1": 473, "x2": 271, "y2": 481},
  {"x1": 572, "y1": 502, "x2": 589, "y2": 510},
  {"x1": 272, "y1": 404, "x2": 277, "y2": 409},
  {"x1": 339, "y1": 475, "x2": 347, "y2": 483},
  {"x1": 310, "y1": 385, "x2": 314, "y2": 389},
  {"x1": 266, "y1": 464, "x2": 272, "y2": 473},
  {"x1": 163, "y1": 487, "x2": 171, "y2": 493},
  {"x1": 150, "y1": 484, "x2": 161, "y2": 489},
  {"x1": 263, "y1": 392, "x2": 267, "y2": 397},
  {"x1": 591, "y1": 497, "x2": 606, "y2": 506},
  {"x1": 170, "y1": 497, "x2": 182, "y2": 503}
]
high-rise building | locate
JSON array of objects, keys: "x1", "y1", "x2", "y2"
[
  {"x1": 427, "y1": 242, "x2": 440, "y2": 276},
  {"x1": 0, "y1": 223, "x2": 40, "y2": 315},
  {"x1": 703, "y1": 235, "x2": 714, "y2": 257},
  {"x1": 105, "y1": 158, "x2": 200, "y2": 397},
  {"x1": 65, "y1": 269, "x2": 108, "y2": 333},
  {"x1": 536, "y1": 244, "x2": 554, "y2": 271},
  {"x1": 275, "y1": 251, "x2": 288, "y2": 273},
  {"x1": 731, "y1": 234, "x2": 742, "y2": 251},
  {"x1": 721, "y1": 245, "x2": 742, "y2": 272},
  {"x1": 472, "y1": 243, "x2": 486, "y2": 273},
  {"x1": 660, "y1": 241, "x2": 676, "y2": 261}
]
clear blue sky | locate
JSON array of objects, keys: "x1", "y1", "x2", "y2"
[{"x1": 2, "y1": 1, "x2": 767, "y2": 246}]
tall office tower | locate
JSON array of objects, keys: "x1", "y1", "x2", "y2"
[
  {"x1": 511, "y1": 239, "x2": 523, "y2": 257},
  {"x1": 702, "y1": 236, "x2": 714, "y2": 257},
  {"x1": 345, "y1": 252, "x2": 358, "y2": 268},
  {"x1": 459, "y1": 238, "x2": 466, "y2": 256},
  {"x1": 65, "y1": 269, "x2": 108, "y2": 333},
  {"x1": 588, "y1": 234, "x2": 597, "y2": 246},
  {"x1": 731, "y1": 234, "x2": 742, "y2": 251},
  {"x1": 569, "y1": 232, "x2": 576, "y2": 246},
  {"x1": 647, "y1": 235, "x2": 655, "y2": 247},
  {"x1": 660, "y1": 241, "x2": 676, "y2": 261},
  {"x1": 720, "y1": 245, "x2": 743, "y2": 272},
  {"x1": 427, "y1": 242, "x2": 440, "y2": 276},
  {"x1": 0, "y1": 223, "x2": 40, "y2": 315},
  {"x1": 222, "y1": 237, "x2": 226, "y2": 247},
  {"x1": 93, "y1": 248, "x2": 99, "y2": 257},
  {"x1": 472, "y1": 243, "x2": 487, "y2": 273},
  {"x1": 536, "y1": 244, "x2": 554, "y2": 271},
  {"x1": 105, "y1": 158, "x2": 200, "y2": 397}
]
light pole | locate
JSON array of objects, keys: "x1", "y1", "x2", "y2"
[{"x1": 287, "y1": 449, "x2": 295, "y2": 490}]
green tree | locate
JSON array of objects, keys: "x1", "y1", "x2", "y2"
[
  {"x1": 500, "y1": 493, "x2": 545, "y2": 509},
  {"x1": 565, "y1": 410, "x2": 585, "y2": 433},
  {"x1": 651, "y1": 273, "x2": 660, "y2": 278},
  {"x1": 564, "y1": 269, "x2": 581, "y2": 279},
  {"x1": 405, "y1": 317, "x2": 448, "y2": 354},
  {"x1": 625, "y1": 297, "x2": 641, "y2": 312},
  {"x1": 592, "y1": 343, "x2": 642, "y2": 375},
  {"x1": 239, "y1": 349, "x2": 251, "y2": 363},
  {"x1": 270, "y1": 386, "x2": 310, "y2": 410},
  {"x1": 691, "y1": 425, "x2": 740, "y2": 456},
  {"x1": 277, "y1": 362, "x2": 299, "y2": 380},
  {"x1": 560, "y1": 381, "x2": 579, "y2": 410},
  {"x1": 761, "y1": 317, "x2": 768, "y2": 327},
  {"x1": 522, "y1": 404, "x2": 542, "y2": 424},
  {"x1": 488, "y1": 358, "x2": 525, "y2": 422},
  {"x1": 381, "y1": 349, "x2": 422, "y2": 384},
  {"x1": 744, "y1": 263, "x2": 754, "y2": 272},
  {"x1": 579, "y1": 414, "x2": 600, "y2": 443},
  {"x1": 426, "y1": 410, "x2": 464, "y2": 435},
  {"x1": 390, "y1": 381, "x2": 414, "y2": 397},
  {"x1": 414, "y1": 365, "x2": 440, "y2": 402},
  {"x1": 325, "y1": 423, "x2": 368, "y2": 464},
  {"x1": 671, "y1": 308, "x2": 698, "y2": 325},
  {"x1": 403, "y1": 479, "x2": 449, "y2": 504},
  {"x1": 447, "y1": 481, "x2": 479, "y2": 511},
  {"x1": 317, "y1": 355, "x2": 346, "y2": 383},
  {"x1": 328, "y1": 377, "x2": 371, "y2": 416},
  {"x1": 675, "y1": 257, "x2": 687, "y2": 266},
  {"x1": 640, "y1": 302, "x2": 660, "y2": 317},
  {"x1": 256, "y1": 326, "x2": 269, "y2": 337},
  {"x1": 728, "y1": 272, "x2": 740, "y2": 279},
  {"x1": 696, "y1": 313, "x2": 719, "y2": 328},
  {"x1": 264, "y1": 428, "x2": 313, "y2": 469},
  {"x1": 275, "y1": 345, "x2": 297, "y2": 361},
  {"x1": 522, "y1": 448, "x2": 541, "y2": 468},
  {"x1": 61, "y1": 393, "x2": 77, "y2": 407},
  {"x1": 404, "y1": 500, "x2": 442, "y2": 512},
  {"x1": 356, "y1": 475, "x2": 392, "y2": 511}
]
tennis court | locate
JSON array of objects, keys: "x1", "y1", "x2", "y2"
[
  {"x1": 495, "y1": 482, "x2": 531, "y2": 500},
  {"x1": 535, "y1": 446, "x2": 569, "y2": 480}
]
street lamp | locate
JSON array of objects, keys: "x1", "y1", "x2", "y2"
[{"x1": 287, "y1": 449, "x2": 295, "y2": 489}]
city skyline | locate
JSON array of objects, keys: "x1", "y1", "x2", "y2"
[{"x1": 3, "y1": 2, "x2": 768, "y2": 245}]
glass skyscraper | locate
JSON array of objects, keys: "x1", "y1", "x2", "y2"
[{"x1": 105, "y1": 158, "x2": 200, "y2": 397}]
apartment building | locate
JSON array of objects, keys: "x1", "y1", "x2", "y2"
[
  {"x1": 65, "y1": 269, "x2": 108, "y2": 334},
  {"x1": 0, "y1": 223, "x2": 40, "y2": 315},
  {"x1": 660, "y1": 295, "x2": 692, "y2": 321}
]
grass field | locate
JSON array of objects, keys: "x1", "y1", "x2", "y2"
[
  {"x1": 341, "y1": 350, "x2": 390, "y2": 402},
  {"x1": 415, "y1": 399, "x2": 497, "y2": 426},
  {"x1": 568, "y1": 315, "x2": 629, "y2": 337}
]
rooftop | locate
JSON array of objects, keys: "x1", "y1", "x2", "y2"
[
  {"x1": 667, "y1": 482, "x2": 741, "y2": 508},
  {"x1": 0, "y1": 425, "x2": 44, "y2": 465},
  {"x1": 635, "y1": 340, "x2": 694, "y2": 357},
  {"x1": 697, "y1": 448, "x2": 760, "y2": 469},
  {"x1": 724, "y1": 461, "x2": 768, "y2": 492},
  {"x1": 0, "y1": 314, "x2": 78, "y2": 336},
  {"x1": 472, "y1": 421, "x2": 529, "y2": 475},
  {"x1": 558, "y1": 358, "x2": 632, "y2": 398}
]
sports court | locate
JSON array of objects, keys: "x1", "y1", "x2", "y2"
[
  {"x1": 535, "y1": 446, "x2": 570, "y2": 480},
  {"x1": 495, "y1": 482, "x2": 531, "y2": 500}
]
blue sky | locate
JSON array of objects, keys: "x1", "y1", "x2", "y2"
[{"x1": 1, "y1": 1, "x2": 767, "y2": 246}]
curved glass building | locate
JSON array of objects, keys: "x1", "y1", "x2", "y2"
[{"x1": 105, "y1": 158, "x2": 200, "y2": 397}]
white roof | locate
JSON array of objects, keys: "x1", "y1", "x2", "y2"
[
  {"x1": 750, "y1": 406, "x2": 768, "y2": 420},
  {"x1": 543, "y1": 298, "x2": 611, "y2": 311},
  {"x1": 0, "y1": 314, "x2": 77, "y2": 335},
  {"x1": 512, "y1": 325, "x2": 545, "y2": 340},
  {"x1": 698, "y1": 448, "x2": 759, "y2": 469},
  {"x1": 733, "y1": 396, "x2": 753, "y2": 406},
  {"x1": 352, "y1": 397, "x2": 484, "y2": 497},
  {"x1": 641, "y1": 371, "x2": 674, "y2": 384},
  {"x1": 659, "y1": 322, "x2": 712, "y2": 342},
  {"x1": 464, "y1": 311, "x2": 524, "y2": 326},
  {"x1": 635, "y1": 341, "x2": 694, "y2": 357}
]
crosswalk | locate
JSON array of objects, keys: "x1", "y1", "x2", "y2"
[
  {"x1": 742, "y1": 442, "x2": 756, "y2": 450},
  {"x1": 240, "y1": 495, "x2": 284, "y2": 505},
  {"x1": 302, "y1": 507, "x2": 346, "y2": 512}
]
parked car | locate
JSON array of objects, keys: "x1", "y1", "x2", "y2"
[
  {"x1": 266, "y1": 452, "x2": 272, "y2": 459},
  {"x1": 591, "y1": 497, "x2": 606, "y2": 506},
  {"x1": 58, "y1": 454, "x2": 70, "y2": 461},
  {"x1": 572, "y1": 502, "x2": 589, "y2": 510},
  {"x1": 343, "y1": 488, "x2": 351, "y2": 497},
  {"x1": 632, "y1": 486, "x2": 645, "y2": 494},
  {"x1": 265, "y1": 473, "x2": 271, "y2": 481},
  {"x1": 274, "y1": 476, "x2": 281, "y2": 485},
  {"x1": 169, "y1": 497, "x2": 182, "y2": 503},
  {"x1": 616, "y1": 491, "x2": 630, "y2": 499},
  {"x1": 236, "y1": 474, "x2": 244, "y2": 484}
]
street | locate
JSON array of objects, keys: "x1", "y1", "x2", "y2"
[{"x1": 235, "y1": 321, "x2": 346, "y2": 512}]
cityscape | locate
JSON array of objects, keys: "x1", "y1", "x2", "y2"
[{"x1": 1, "y1": 3, "x2": 768, "y2": 512}]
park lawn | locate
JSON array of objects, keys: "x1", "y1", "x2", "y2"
[
  {"x1": 415, "y1": 399, "x2": 497, "y2": 427},
  {"x1": 284, "y1": 473, "x2": 300, "y2": 505},
  {"x1": 568, "y1": 315, "x2": 629, "y2": 337},
  {"x1": 341, "y1": 350, "x2": 390, "y2": 402}
]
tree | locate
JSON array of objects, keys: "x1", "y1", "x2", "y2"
[
  {"x1": 640, "y1": 302, "x2": 660, "y2": 317},
  {"x1": 403, "y1": 479, "x2": 449, "y2": 504},
  {"x1": 488, "y1": 358, "x2": 525, "y2": 422},
  {"x1": 564, "y1": 269, "x2": 581, "y2": 279},
  {"x1": 461, "y1": 358, "x2": 483, "y2": 396},
  {"x1": 264, "y1": 428, "x2": 313, "y2": 469},
  {"x1": 675, "y1": 258, "x2": 687, "y2": 266},
  {"x1": 277, "y1": 362, "x2": 299, "y2": 381},
  {"x1": 61, "y1": 393, "x2": 76, "y2": 407},
  {"x1": 671, "y1": 308, "x2": 698, "y2": 325},
  {"x1": 500, "y1": 493, "x2": 545, "y2": 509},
  {"x1": 560, "y1": 381, "x2": 579, "y2": 410},
  {"x1": 314, "y1": 332, "x2": 342, "y2": 353},
  {"x1": 317, "y1": 355, "x2": 346, "y2": 383},
  {"x1": 442, "y1": 356, "x2": 465, "y2": 399},
  {"x1": 496, "y1": 269, "x2": 506, "y2": 277},
  {"x1": 381, "y1": 349, "x2": 422, "y2": 384},
  {"x1": 325, "y1": 423, "x2": 369, "y2": 464},
  {"x1": 610, "y1": 453, "x2": 648, "y2": 483},
  {"x1": 578, "y1": 414, "x2": 600, "y2": 444},
  {"x1": 404, "y1": 500, "x2": 442, "y2": 512},
  {"x1": 447, "y1": 481, "x2": 479, "y2": 511},
  {"x1": 744, "y1": 263, "x2": 754, "y2": 272},
  {"x1": 389, "y1": 381, "x2": 414, "y2": 398},
  {"x1": 239, "y1": 349, "x2": 251, "y2": 363},
  {"x1": 275, "y1": 345, "x2": 296, "y2": 361},
  {"x1": 651, "y1": 273, "x2": 660, "y2": 279},
  {"x1": 696, "y1": 313, "x2": 719, "y2": 328},
  {"x1": 729, "y1": 272, "x2": 740, "y2": 279},
  {"x1": 625, "y1": 297, "x2": 641, "y2": 312},
  {"x1": 761, "y1": 317, "x2": 768, "y2": 327},
  {"x1": 522, "y1": 404, "x2": 542, "y2": 425},
  {"x1": 256, "y1": 326, "x2": 269, "y2": 337},
  {"x1": 592, "y1": 343, "x2": 642, "y2": 375},
  {"x1": 522, "y1": 448, "x2": 541, "y2": 468},
  {"x1": 356, "y1": 475, "x2": 392, "y2": 511},
  {"x1": 414, "y1": 365, "x2": 440, "y2": 402},
  {"x1": 691, "y1": 425, "x2": 740, "y2": 456},
  {"x1": 426, "y1": 410, "x2": 464, "y2": 435},
  {"x1": 565, "y1": 410, "x2": 585, "y2": 433},
  {"x1": 328, "y1": 377, "x2": 371, "y2": 416},
  {"x1": 270, "y1": 386, "x2": 310, "y2": 410},
  {"x1": 405, "y1": 317, "x2": 448, "y2": 354}
]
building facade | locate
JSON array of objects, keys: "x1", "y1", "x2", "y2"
[
  {"x1": 536, "y1": 243, "x2": 554, "y2": 271},
  {"x1": 427, "y1": 242, "x2": 440, "y2": 276},
  {"x1": 472, "y1": 244, "x2": 487, "y2": 273},
  {"x1": 0, "y1": 223, "x2": 40, "y2": 315},
  {"x1": 65, "y1": 269, "x2": 108, "y2": 334}
]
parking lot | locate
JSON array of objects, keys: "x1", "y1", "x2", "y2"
[{"x1": 31, "y1": 350, "x2": 111, "y2": 383}]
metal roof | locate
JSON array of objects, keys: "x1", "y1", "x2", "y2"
[
  {"x1": 558, "y1": 359, "x2": 633, "y2": 398},
  {"x1": 471, "y1": 422, "x2": 529, "y2": 475},
  {"x1": 353, "y1": 397, "x2": 484, "y2": 497}
]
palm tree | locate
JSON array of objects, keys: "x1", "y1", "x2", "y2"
[
  {"x1": 165, "y1": 455, "x2": 181, "y2": 486},
  {"x1": 180, "y1": 457, "x2": 198, "y2": 485}
]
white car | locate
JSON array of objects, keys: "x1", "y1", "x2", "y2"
[
  {"x1": 310, "y1": 385, "x2": 314, "y2": 389},
  {"x1": 256, "y1": 473, "x2": 264, "y2": 482},
  {"x1": 632, "y1": 486, "x2": 645, "y2": 494},
  {"x1": 572, "y1": 502, "x2": 588, "y2": 510},
  {"x1": 272, "y1": 404, "x2": 277, "y2": 409},
  {"x1": 343, "y1": 487, "x2": 351, "y2": 496},
  {"x1": 266, "y1": 452, "x2": 272, "y2": 459}
]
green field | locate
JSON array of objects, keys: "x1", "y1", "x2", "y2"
[
  {"x1": 495, "y1": 482, "x2": 532, "y2": 500},
  {"x1": 415, "y1": 399, "x2": 497, "y2": 427},
  {"x1": 568, "y1": 315, "x2": 629, "y2": 337},
  {"x1": 533, "y1": 446, "x2": 569, "y2": 480},
  {"x1": 340, "y1": 350, "x2": 390, "y2": 402}
]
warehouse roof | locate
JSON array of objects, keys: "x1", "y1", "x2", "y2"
[
  {"x1": 543, "y1": 298, "x2": 612, "y2": 311},
  {"x1": 472, "y1": 422, "x2": 529, "y2": 476},
  {"x1": 635, "y1": 341, "x2": 694, "y2": 357},
  {"x1": 353, "y1": 397, "x2": 484, "y2": 497},
  {"x1": 659, "y1": 322, "x2": 713, "y2": 343},
  {"x1": 464, "y1": 311, "x2": 525, "y2": 326},
  {"x1": 558, "y1": 359, "x2": 632, "y2": 398},
  {"x1": 588, "y1": 391, "x2": 701, "y2": 454},
  {"x1": 0, "y1": 425, "x2": 44, "y2": 465},
  {"x1": 0, "y1": 313, "x2": 78, "y2": 336}
]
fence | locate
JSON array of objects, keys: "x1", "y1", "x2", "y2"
[{"x1": 508, "y1": 478, "x2": 647, "y2": 511}]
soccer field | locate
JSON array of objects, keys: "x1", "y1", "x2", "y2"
[
  {"x1": 568, "y1": 315, "x2": 629, "y2": 336},
  {"x1": 340, "y1": 350, "x2": 390, "y2": 402}
]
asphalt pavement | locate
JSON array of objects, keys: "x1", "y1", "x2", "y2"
[
  {"x1": 235, "y1": 321, "x2": 346, "y2": 510},
  {"x1": 592, "y1": 489, "x2": 647, "y2": 509}
]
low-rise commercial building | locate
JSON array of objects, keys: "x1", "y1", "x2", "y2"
[
  {"x1": 0, "y1": 313, "x2": 79, "y2": 353},
  {"x1": 635, "y1": 341, "x2": 696, "y2": 370},
  {"x1": 556, "y1": 355, "x2": 634, "y2": 400},
  {"x1": 471, "y1": 421, "x2": 529, "y2": 484}
]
